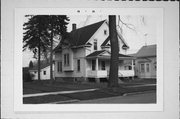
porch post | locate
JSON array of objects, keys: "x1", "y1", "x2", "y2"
[
  {"x1": 131, "y1": 59, "x2": 134, "y2": 70},
  {"x1": 96, "y1": 58, "x2": 98, "y2": 71},
  {"x1": 132, "y1": 59, "x2": 134, "y2": 80},
  {"x1": 95, "y1": 58, "x2": 100, "y2": 83}
]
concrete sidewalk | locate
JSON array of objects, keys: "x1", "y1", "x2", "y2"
[
  {"x1": 23, "y1": 88, "x2": 98, "y2": 98},
  {"x1": 126, "y1": 84, "x2": 156, "y2": 87}
]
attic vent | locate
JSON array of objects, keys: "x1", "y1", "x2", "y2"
[
  {"x1": 122, "y1": 44, "x2": 128, "y2": 50},
  {"x1": 104, "y1": 30, "x2": 107, "y2": 35},
  {"x1": 86, "y1": 42, "x2": 92, "y2": 45},
  {"x1": 85, "y1": 42, "x2": 92, "y2": 47},
  {"x1": 107, "y1": 43, "x2": 110, "y2": 46}
]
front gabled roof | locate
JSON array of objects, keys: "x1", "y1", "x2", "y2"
[
  {"x1": 136, "y1": 44, "x2": 156, "y2": 58},
  {"x1": 54, "y1": 19, "x2": 129, "y2": 51},
  {"x1": 29, "y1": 62, "x2": 52, "y2": 71},
  {"x1": 67, "y1": 20, "x2": 106, "y2": 46},
  {"x1": 101, "y1": 32, "x2": 129, "y2": 49}
]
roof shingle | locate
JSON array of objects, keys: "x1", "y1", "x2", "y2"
[
  {"x1": 136, "y1": 45, "x2": 156, "y2": 57},
  {"x1": 86, "y1": 50, "x2": 106, "y2": 58},
  {"x1": 67, "y1": 20, "x2": 106, "y2": 46},
  {"x1": 86, "y1": 50, "x2": 132, "y2": 58}
]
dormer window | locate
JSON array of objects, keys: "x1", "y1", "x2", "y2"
[
  {"x1": 104, "y1": 30, "x2": 107, "y2": 35},
  {"x1": 94, "y1": 39, "x2": 97, "y2": 50}
]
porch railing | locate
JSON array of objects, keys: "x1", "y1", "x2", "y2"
[{"x1": 87, "y1": 70, "x2": 134, "y2": 78}]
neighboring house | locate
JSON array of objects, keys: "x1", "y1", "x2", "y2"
[
  {"x1": 134, "y1": 45, "x2": 156, "y2": 79},
  {"x1": 54, "y1": 20, "x2": 135, "y2": 83},
  {"x1": 29, "y1": 63, "x2": 54, "y2": 80}
]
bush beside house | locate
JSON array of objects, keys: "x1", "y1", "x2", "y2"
[{"x1": 23, "y1": 67, "x2": 33, "y2": 82}]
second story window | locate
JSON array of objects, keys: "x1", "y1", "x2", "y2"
[
  {"x1": 43, "y1": 71, "x2": 46, "y2": 75},
  {"x1": 94, "y1": 39, "x2": 97, "y2": 50},
  {"x1": 64, "y1": 53, "x2": 70, "y2": 66}
]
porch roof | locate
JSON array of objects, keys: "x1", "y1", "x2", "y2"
[{"x1": 86, "y1": 50, "x2": 133, "y2": 59}]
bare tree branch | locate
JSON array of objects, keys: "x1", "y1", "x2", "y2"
[{"x1": 117, "y1": 15, "x2": 137, "y2": 33}]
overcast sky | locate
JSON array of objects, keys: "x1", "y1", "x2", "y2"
[{"x1": 23, "y1": 15, "x2": 157, "y2": 67}]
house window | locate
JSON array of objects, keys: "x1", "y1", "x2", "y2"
[
  {"x1": 67, "y1": 54, "x2": 69, "y2": 65},
  {"x1": 92, "y1": 60, "x2": 96, "y2": 71},
  {"x1": 94, "y1": 39, "x2": 97, "y2": 50},
  {"x1": 125, "y1": 65, "x2": 132, "y2": 70},
  {"x1": 101, "y1": 61, "x2": 106, "y2": 70},
  {"x1": 34, "y1": 71, "x2": 37, "y2": 73},
  {"x1": 64, "y1": 54, "x2": 66, "y2": 65},
  {"x1": 77, "y1": 59, "x2": 80, "y2": 72},
  {"x1": 146, "y1": 63, "x2": 150, "y2": 72},
  {"x1": 57, "y1": 61, "x2": 62, "y2": 72},
  {"x1": 140, "y1": 63, "x2": 145, "y2": 73},
  {"x1": 128, "y1": 66, "x2": 132, "y2": 70},
  {"x1": 64, "y1": 53, "x2": 70, "y2": 66},
  {"x1": 43, "y1": 71, "x2": 46, "y2": 75},
  {"x1": 104, "y1": 30, "x2": 107, "y2": 35},
  {"x1": 154, "y1": 62, "x2": 157, "y2": 71}
]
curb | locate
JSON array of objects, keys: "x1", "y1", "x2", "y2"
[
  {"x1": 48, "y1": 99, "x2": 80, "y2": 104},
  {"x1": 122, "y1": 90, "x2": 156, "y2": 96}
]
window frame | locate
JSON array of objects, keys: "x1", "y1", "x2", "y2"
[
  {"x1": 57, "y1": 61, "x2": 62, "y2": 72},
  {"x1": 92, "y1": 60, "x2": 96, "y2": 71},
  {"x1": 146, "y1": 63, "x2": 150, "y2": 72},
  {"x1": 93, "y1": 39, "x2": 97, "y2": 50},
  {"x1": 101, "y1": 61, "x2": 106, "y2": 70},
  {"x1": 64, "y1": 53, "x2": 70, "y2": 66},
  {"x1": 77, "y1": 59, "x2": 80, "y2": 72},
  {"x1": 140, "y1": 63, "x2": 145, "y2": 73},
  {"x1": 43, "y1": 71, "x2": 46, "y2": 75}
]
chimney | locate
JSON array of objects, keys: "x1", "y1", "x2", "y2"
[{"x1": 72, "y1": 23, "x2": 76, "y2": 31}]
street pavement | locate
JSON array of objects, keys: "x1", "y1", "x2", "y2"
[{"x1": 74, "y1": 91, "x2": 156, "y2": 104}]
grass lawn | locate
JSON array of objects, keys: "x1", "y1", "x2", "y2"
[
  {"x1": 23, "y1": 94, "x2": 74, "y2": 104},
  {"x1": 23, "y1": 79, "x2": 156, "y2": 104},
  {"x1": 23, "y1": 79, "x2": 156, "y2": 94}
]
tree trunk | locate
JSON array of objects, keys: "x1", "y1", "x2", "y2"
[
  {"x1": 38, "y1": 39, "x2": 41, "y2": 82},
  {"x1": 50, "y1": 31, "x2": 54, "y2": 83},
  {"x1": 108, "y1": 15, "x2": 119, "y2": 87}
]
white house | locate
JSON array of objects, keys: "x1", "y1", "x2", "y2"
[
  {"x1": 54, "y1": 20, "x2": 135, "y2": 83},
  {"x1": 134, "y1": 45, "x2": 156, "y2": 79},
  {"x1": 29, "y1": 63, "x2": 54, "y2": 80}
]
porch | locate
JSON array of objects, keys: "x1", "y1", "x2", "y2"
[{"x1": 86, "y1": 50, "x2": 135, "y2": 79}]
